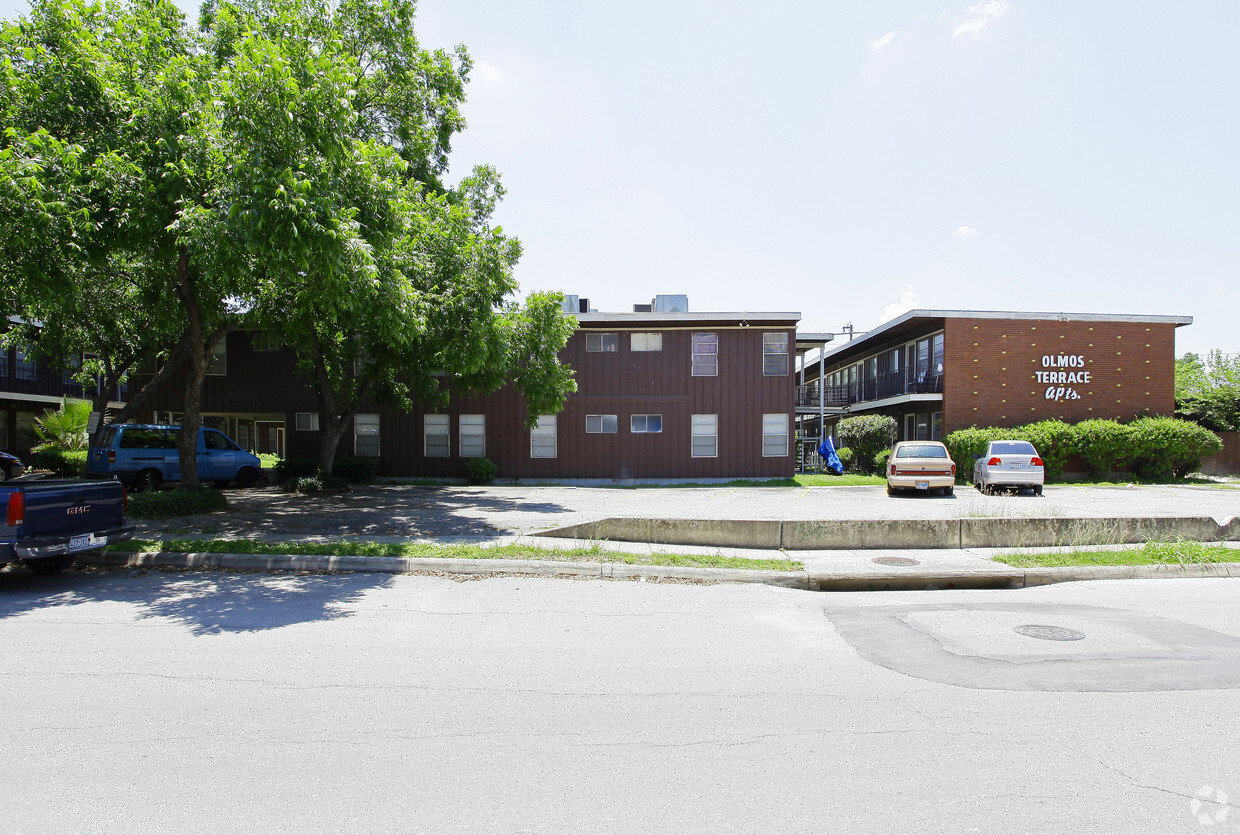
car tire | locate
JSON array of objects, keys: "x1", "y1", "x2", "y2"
[
  {"x1": 886, "y1": 485, "x2": 898, "y2": 496},
  {"x1": 944, "y1": 485, "x2": 954, "y2": 496},
  {"x1": 134, "y1": 469, "x2": 163, "y2": 492},
  {"x1": 235, "y1": 467, "x2": 257, "y2": 488},
  {"x1": 1034, "y1": 485, "x2": 1043, "y2": 496},
  {"x1": 25, "y1": 554, "x2": 76, "y2": 576},
  {"x1": 974, "y1": 481, "x2": 982, "y2": 492},
  {"x1": 0, "y1": 467, "x2": 8, "y2": 482}
]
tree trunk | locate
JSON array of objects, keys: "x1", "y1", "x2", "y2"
[{"x1": 171, "y1": 248, "x2": 225, "y2": 489}]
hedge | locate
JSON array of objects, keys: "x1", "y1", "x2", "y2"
[
  {"x1": 275, "y1": 454, "x2": 379, "y2": 483},
  {"x1": 1127, "y1": 416, "x2": 1223, "y2": 479},
  {"x1": 1074, "y1": 419, "x2": 1135, "y2": 476},
  {"x1": 33, "y1": 449, "x2": 87, "y2": 477},
  {"x1": 127, "y1": 486, "x2": 228, "y2": 519},
  {"x1": 836, "y1": 415, "x2": 897, "y2": 475}
]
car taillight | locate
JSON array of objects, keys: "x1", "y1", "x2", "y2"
[
  {"x1": 108, "y1": 450, "x2": 116, "y2": 463},
  {"x1": 950, "y1": 463, "x2": 956, "y2": 476},
  {"x1": 889, "y1": 464, "x2": 896, "y2": 476},
  {"x1": 987, "y1": 457, "x2": 1001, "y2": 465},
  {"x1": 6, "y1": 491, "x2": 24, "y2": 527},
  {"x1": 1031, "y1": 457, "x2": 1044, "y2": 466}
]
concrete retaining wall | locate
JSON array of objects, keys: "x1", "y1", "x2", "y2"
[{"x1": 540, "y1": 516, "x2": 1240, "y2": 550}]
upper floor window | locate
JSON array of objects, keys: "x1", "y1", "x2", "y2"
[
  {"x1": 763, "y1": 333, "x2": 788, "y2": 376},
  {"x1": 691, "y1": 333, "x2": 718, "y2": 376},
  {"x1": 586, "y1": 333, "x2": 618, "y2": 352},
  {"x1": 630, "y1": 414, "x2": 662, "y2": 433},
  {"x1": 586, "y1": 414, "x2": 618, "y2": 434},
  {"x1": 15, "y1": 347, "x2": 35, "y2": 380},
  {"x1": 252, "y1": 332, "x2": 283, "y2": 352},
  {"x1": 631, "y1": 333, "x2": 662, "y2": 352},
  {"x1": 295, "y1": 412, "x2": 320, "y2": 431},
  {"x1": 206, "y1": 337, "x2": 227, "y2": 376}
]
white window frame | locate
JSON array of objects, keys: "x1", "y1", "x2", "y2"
[
  {"x1": 630, "y1": 333, "x2": 663, "y2": 352},
  {"x1": 691, "y1": 332, "x2": 718, "y2": 377},
  {"x1": 630, "y1": 414, "x2": 662, "y2": 434},
  {"x1": 763, "y1": 332, "x2": 788, "y2": 376},
  {"x1": 586, "y1": 414, "x2": 618, "y2": 434},
  {"x1": 531, "y1": 415, "x2": 557, "y2": 458},
  {"x1": 586, "y1": 333, "x2": 618, "y2": 353},
  {"x1": 762, "y1": 413, "x2": 789, "y2": 457},
  {"x1": 206, "y1": 337, "x2": 227, "y2": 376},
  {"x1": 295, "y1": 412, "x2": 320, "y2": 431},
  {"x1": 354, "y1": 413, "x2": 380, "y2": 457},
  {"x1": 424, "y1": 414, "x2": 450, "y2": 458},
  {"x1": 691, "y1": 414, "x2": 717, "y2": 458},
  {"x1": 459, "y1": 414, "x2": 485, "y2": 458}
]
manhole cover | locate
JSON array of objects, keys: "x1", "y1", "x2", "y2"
[
  {"x1": 872, "y1": 557, "x2": 920, "y2": 567},
  {"x1": 1014, "y1": 624, "x2": 1086, "y2": 642}
]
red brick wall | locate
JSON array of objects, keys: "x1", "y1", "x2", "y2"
[{"x1": 942, "y1": 318, "x2": 1178, "y2": 433}]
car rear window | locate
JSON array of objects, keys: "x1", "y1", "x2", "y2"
[
  {"x1": 896, "y1": 444, "x2": 948, "y2": 459},
  {"x1": 992, "y1": 441, "x2": 1036, "y2": 455},
  {"x1": 94, "y1": 426, "x2": 118, "y2": 449}
]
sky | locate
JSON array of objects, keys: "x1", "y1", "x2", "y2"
[{"x1": 2, "y1": 0, "x2": 1237, "y2": 355}]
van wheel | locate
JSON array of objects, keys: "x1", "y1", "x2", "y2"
[
  {"x1": 26, "y1": 555, "x2": 75, "y2": 576},
  {"x1": 235, "y1": 467, "x2": 257, "y2": 488},
  {"x1": 134, "y1": 469, "x2": 163, "y2": 492}
]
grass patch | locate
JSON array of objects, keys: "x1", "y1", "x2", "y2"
[
  {"x1": 994, "y1": 540, "x2": 1240, "y2": 568},
  {"x1": 109, "y1": 538, "x2": 803, "y2": 572},
  {"x1": 794, "y1": 474, "x2": 886, "y2": 486}
]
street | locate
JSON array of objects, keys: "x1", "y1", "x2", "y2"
[{"x1": 2, "y1": 569, "x2": 1239, "y2": 833}]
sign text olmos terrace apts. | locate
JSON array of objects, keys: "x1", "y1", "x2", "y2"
[{"x1": 1035, "y1": 354, "x2": 1091, "y2": 402}]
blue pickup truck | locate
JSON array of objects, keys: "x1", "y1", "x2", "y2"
[
  {"x1": 86, "y1": 424, "x2": 262, "y2": 491},
  {"x1": 1, "y1": 478, "x2": 134, "y2": 575}
]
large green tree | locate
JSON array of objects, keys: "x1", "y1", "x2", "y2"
[{"x1": 1176, "y1": 350, "x2": 1240, "y2": 432}]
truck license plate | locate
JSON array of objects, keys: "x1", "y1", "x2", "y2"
[
  {"x1": 916, "y1": 481, "x2": 929, "y2": 490},
  {"x1": 69, "y1": 534, "x2": 103, "y2": 551}
]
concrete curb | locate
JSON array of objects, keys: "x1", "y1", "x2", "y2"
[
  {"x1": 74, "y1": 549, "x2": 1240, "y2": 591},
  {"x1": 543, "y1": 515, "x2": 1240, "y2": 550}
]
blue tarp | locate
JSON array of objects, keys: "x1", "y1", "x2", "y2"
[{"x1": 818, "y1": 436, "x2": 844, "y2": 475}]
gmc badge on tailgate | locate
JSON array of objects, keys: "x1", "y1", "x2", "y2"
[{"x1": 66, "y1": 505, "x2": 91, "y2": 516}]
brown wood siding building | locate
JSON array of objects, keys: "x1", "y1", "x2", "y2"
[{"x1": 135, "y1": 310, "x2": 802, "y2": 481}]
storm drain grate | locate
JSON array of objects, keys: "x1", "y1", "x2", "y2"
[
  {"x1": 1013, "y1": 624, "x2": 1086, "y2": 642},
  {"x1": 872, "y1": 557, "x2": 921, "y2": 567}
]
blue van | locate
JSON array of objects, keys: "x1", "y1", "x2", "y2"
[{"x1": 86, "y1": 424, "x2": 262, "y2": 491}]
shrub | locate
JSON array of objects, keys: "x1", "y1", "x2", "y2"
[
  {"x1": 1012, "y1": 420, "x2": 1076, "y2": 480},
  {"x1": 286, "y1": 476, "x2": 323, "y2": 494},
  {"x1": 466, "y1": 457, "x2": 498, "y2": 484},
  {"x1": 1074, "y1": 419, "x2": 1135, "y2": 476},
  {"x1": 274, "y1": 458, "x2": 318, "y2": 481},
  {"x1": 836, "y1": 416, "x2": 897, "y2": 474},
  {"x1": 127, "y1": 486, "x2": 228, "y2": 519},
  {"x1": 1127, "y1": 417, "x2": 1223, "y2": 479},
  {"x1": 275, "y1": 455, "x2": 377, "y2": 483},
  {"x1": 944, "y1": 426, "x2": 1010, "y2": 472},
  {"x1": 33, "y1": 448, "x2": 87, "y2": 477},
  {"x1": 835, "y1": 446, "x2": 855, "y2": 471},
  {"x1": 874, "y1": 448, "x2": 892, "y2": 474}
]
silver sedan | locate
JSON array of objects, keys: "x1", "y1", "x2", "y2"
[{"x1": 972, "y1": 440, "x2": 1045, "y2": 495}]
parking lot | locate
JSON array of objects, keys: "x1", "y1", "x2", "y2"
[{"x1": 133, "y1": 481, "x2": 1240, "y2": 543}]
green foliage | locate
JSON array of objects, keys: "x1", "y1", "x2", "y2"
[
  {"x1": 332, "y1": 455, "x2": 379, "y2": 483},
  {"x1": 466, "y1": 457, "x2": 498, "y2": 484},
  {"x1": 29, "y1": 398, "x2": 92, "y2": 453},
  {"x1": 835, "y1": 416, "x2": 898, "y2": 475},
  {"x1": 274, "y1": 458, "x2": 318, "y2": 482},
  {"x1": 874, "y1": 449, "x2": 892, "y2": 473},
  {"x1": 1074, "y1": 419, "x2": 1135, "y2": 476},
  {"x1": 1175, "y1": 350, "x2": 1240, "y2": 432},
  {"x1": 33, "y1": 448, "x2": 87, "y2": 476},
  {"x1": 1127, "y1": 416, "x2": 1223, "y2": 479},
  {"x1": 276, "y1": 455, "x2": 375, "y2": 483},
  {"x1": 835, "y1": 446, "x2": 855, "y2": 471},
  {"x1": 127, "y1": 486, "x2": 228, "y2": 519},
  {"x1": 943, "y1": 426, "x2": 1010, "y2": 472},
  {"x1": 286, "y1": 476, "x2": 323, "y2": 494},
  {"x1": 1014, "y1": 420, "x2": 1076, "y2": 479}
]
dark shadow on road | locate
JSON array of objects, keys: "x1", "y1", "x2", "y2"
[
  {"x1": 0, "y1": 567, "x2": 393, "y2": 636},
  {"x1": 136, "y1": 485, "x2": 575, "y2": 540}
]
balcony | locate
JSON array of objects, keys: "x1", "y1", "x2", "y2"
[
  {"x1": 796, "y1": 370, "x2": 942, "y2": 410},
  {"x1": 1, "y1": 370, "x2": 126, "y2": 404}
]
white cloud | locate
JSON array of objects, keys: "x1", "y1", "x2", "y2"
[
  {"x1": 953, "y1": 225, "x2": 980, "y2": 241},
  {"x1": 870, "y1": 31, "x2": 898, "y2": 51},
  {"x1": 880, "y1": 284, "x2": 920, "y2": 324},
  {"x1": 475, "y1": 61, "x2": 501, "y2": 83},
  {"x1": 953, "y1": 0, "x2": 1010, "y2": 38}
]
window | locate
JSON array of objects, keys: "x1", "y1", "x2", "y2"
[
  {"x1": 931, "y1": 411, "x2": 943, "y2": 441},
  {"x1": 691, "y1": 414, "x2": 717, "y2": 458},
  {"x1": 15, "y1": 347, "x2": 35, "y2": 381},
  {"x1": 0, "y1": 419, "x2": 6, "y2": 449},
  {"x1": 295, "y1": 412, "x2": 320, "y2": 431},
  {"x1": 586, "y1": 414, "x2": 618, "y2": 434},
  {"x1": 630, "y1": 414, "x2": 662, "y2": 433},
  {"x1": 763, "y1": 333, "x2": 788, "y2": 376},
  {"x1": 631, "y1": 333, "x2": 663, "y2": 352},
  {"x1": 586, "y1": 333, "x2": 618, "y2": 352},
  {"x1": 424, "y1": 414, "x2": 449, "y2": 457},
  {"x1": 252, "y1": 332, "x2": 283, "y2": 352},
  {"x1": 459, "y1": 414, "x2": 485, "y2": 458},
  {"x1": 531, "y1": 415, "x2": 557, "y2": 458},
  {"x1": 62, "y1": 354, "x2": 81, "y2": 386},
  {"x1": 691, "y1": 333, "x2": 718, "y2": 376},
  {"x1": 762, "y1": 413, "x2": 788, "y2": 457},
  {"x1": 237, "y1": 424, "x2": 250, "y2": 450},
  {"x1": 355, "y1": 413, "x2": 380, "y2": 457},
  {"x1": 206, "y1": 337, "x2": 227, "y2": 376},
  {"x1": 0, "y1": 347, "x2": 7, "y2": 378},
  {"x1": 204, "y1": 430, "x2": 240, "y2": 451}
]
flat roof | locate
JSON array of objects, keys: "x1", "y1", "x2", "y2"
[
  {"x1": 575, "y1": 311, "x2": 800, "y2": 327},
  {"x1": 820, "y1": 308, "x2": 1193, "y2": 363}
]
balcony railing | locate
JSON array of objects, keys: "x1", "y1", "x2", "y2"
[
  {"x1": 1, "y1": 370, "x2": 126, "y2": 403},
  {"x1": 797, "y1": 371, "x2": 943, "y2": 409}
]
